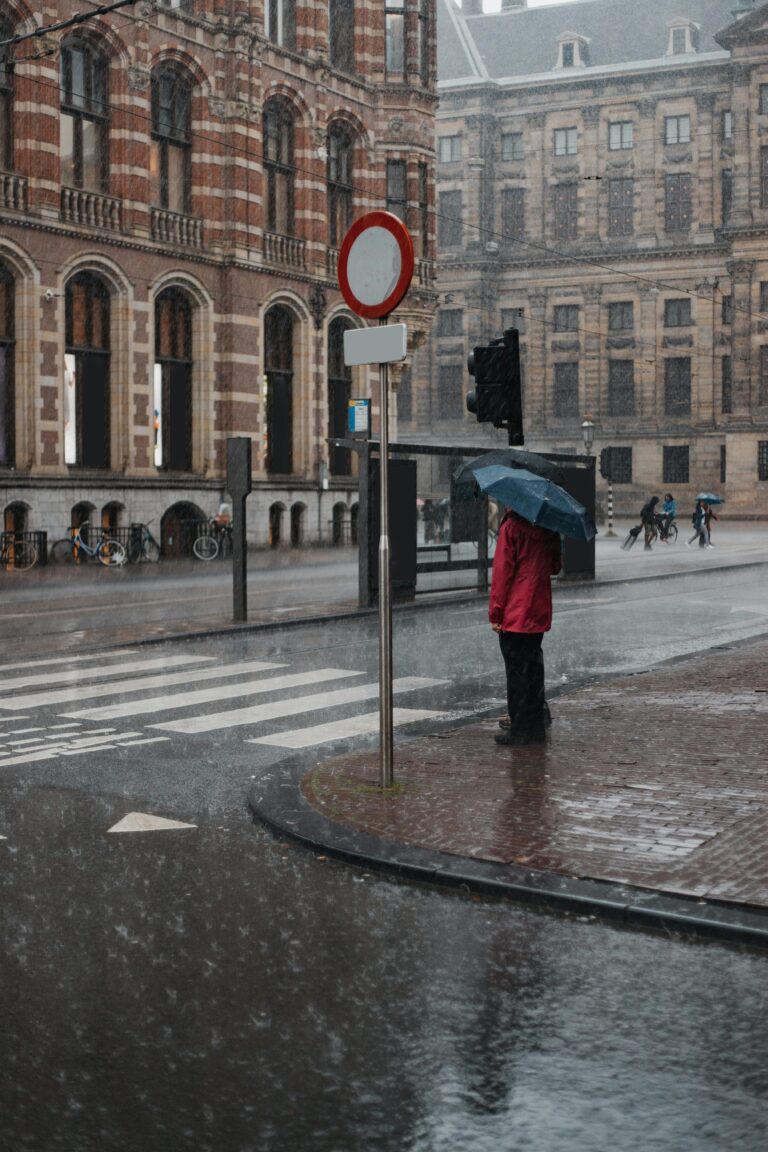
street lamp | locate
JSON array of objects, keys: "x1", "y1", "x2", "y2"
[{"x1": 581, "y1": 419, "x2": 595, "y2": 455}]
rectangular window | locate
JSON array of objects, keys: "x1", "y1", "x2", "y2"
[
  {"x1": 265, "y1": 0, "x2": 296, "y2": 49},
  {"x1": 665, "y1": 174, "x2": 693, "y2": 232},
  {"x1": 554, "y1": 127, "x2": 578, "y2": 156},
  {"x1": 664, "y1": 298, "x2": 692, "y2": 327},
  {"x1": 608, "y1": 177, "x2": 634, "y2": 236},
  {"x1": 760, "y1": 346, "x2": 768, "y2": 406},
  {"x1": 437, "y1": 309, "x2": 463, "y2": 338},
  {"x1": 501, "y1": 133, "x2": 524, "y2": 161},
  {"x1": 759, "y1": 441, "x2": 768, "y2": 481},
  {"x1": 761, "y1": 147, "x2": 768, "y2": 208},
  {"x1": 438, "y1": 362, "x2": 464, "y2": 419},
  {"x1": 671, "y1": 28, "x2": 687, "y2": 56},
  {"x1": 554, "y1": 305, "x2": 579, "y2": 333},
  {"x1": 721, "y1": 355, "x2": 732, "y2": 414},
  {"x1": 386, "y1": 159, "x2": 407, "y2": 222},
  {"x1": 610, "y1": 446, "x2": 633, "y2": 484},
  {"x1": 722, "y1": 169, "x2": 733, "y2": 225},
  {"x1": 720, "y1": 444, "x2": 726, "y2": 485},
  {"x1": 501, "y1": 187, "x2": 525, "y2": 241},
  {"x1": 665, "y1": 115, "x2": 691, "y2": 145},
  {"x1": 418, "y1": 162, "x2": 429, "y2": 258},
  {"x1": 439, "y1": 135, "x2": 461, "y2": 163},
  {"x1": 438, "y1": 190, "x2": 462, "y2": 248},
  {"x1": 722, "y1": 110, "x2": 733, "y2": 140},
  {"x1": 553, "y1": 183, "x2": 578, "y2": 240},
  {"x1": 664, "y1": 358, "x2": 691, "y2": 415},
  {"x1": 386, "y1": 0, "x2": 405, "y2": 79},
  {"x1": 761, "y1": 85, "x2": 768, "y2": 115},
  {"x1": 561, "y1": 42, "x2": 575, "y2": 68},
  {"x1": 553, "y1": 362, "x2": 579, "y2": 417},
  {"x1": 608, "y1": 121, "x2": 633, "y2": 151},
  {"x1": 329, "y1": 0, "x2": 355, "y2": 72},
  {"x1": 721, "y1": 295, "x2": 733, "y2": 325},
  {"x1": 608, "y1": 301, "x2": 634, "y2": 331},
  {"x1": 663, "y1": 445, "x2": 689, "y2": 484},
  {"x1": 760, "y1": 282, "x2": 768, "y2": 313},
  {"x1": 608, "y1": 360, "x2": 635, "y2": 416}
]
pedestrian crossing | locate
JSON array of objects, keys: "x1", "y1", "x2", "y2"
[{"x1": 0, "y1": 648, "x2": 450, "y2": 762}]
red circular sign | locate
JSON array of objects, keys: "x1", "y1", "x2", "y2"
[{"x1": 338, "y1": 211, "x2": 414, "y2": 320}]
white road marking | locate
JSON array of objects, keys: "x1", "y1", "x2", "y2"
[
  {"x1": 152, "y1": 676, "x2": 448, "y2": 735},
  {"x1": 115, "y1": 736, "x2": 171, "y2": 748},
  {"x1": 60, "y1": 744, "x2": 116, "y2": 756},
  {"x1": 63, "y1": 668, "x2": 366, "y2": 722},
  {"x1": 4, "y1": 726, "x2": 45, "y2": 734},
  {"x1": 0, "y1": 649, "x2": 136, "y2": 672},
  {"x1": 0, "y1": 659, "x2": 287, "y2": 711},
  {"x1": 248, "y1": 707, "x2": 448, "y2": 749},
  {"x1": 0, "y1": 748, "x2": 58, "y2": 766},
  {"x1": 107, "y1": 812, "x2": 196, "y2": 833},
  {"x1": 47, "y1": 722, "x2": 83, "y2": 730},
  {"x1": 0, "y1": 654, "x2": 213, "y2": 694}
]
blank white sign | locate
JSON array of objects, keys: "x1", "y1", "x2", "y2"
[{"x1": 344, "y1": 324, "x2": 407, "y2": 366}]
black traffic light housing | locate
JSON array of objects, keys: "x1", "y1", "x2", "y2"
[{"x1": 466, "y1": 327, "x2": 524, "y2": 446}]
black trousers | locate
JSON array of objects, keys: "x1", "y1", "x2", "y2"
[{"x1": 498, "y1": 631, "x2": 546, "y2": 736}]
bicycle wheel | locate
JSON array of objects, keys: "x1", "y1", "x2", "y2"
[
  {"x1": 666, "y1": 523, "x2": 678, "y2": 543},
  {"x1": 50, "y1": 538, "x2": 75, "y2": 565},
  {"x1": 193, "y1": 534, "x2": 219, "y2": 561},
  {"x1": 5, "y1": 540, "x2": 37, "y2": 571},
  {"x1": 144, "y1": 535, "x2": 161, "y2": 563},
  {"x1": 98, "y1": 539, "x2": 126, "y2": 567}
]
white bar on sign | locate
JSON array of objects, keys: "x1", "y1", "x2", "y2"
[{"x1": 343, "y1": 324, "x2": 407, "y2": 367}]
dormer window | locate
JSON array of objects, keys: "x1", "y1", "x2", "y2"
[
  {"x1": 667, "y1": 19, "x2": 699, "y2": 57},
  {"x1": 556, "y1": 33, "x2": 589, "y2": 69}
]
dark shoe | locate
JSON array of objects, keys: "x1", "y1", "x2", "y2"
[{"x1": 499, "y1": 703, "x2": 552, "y2": 729}]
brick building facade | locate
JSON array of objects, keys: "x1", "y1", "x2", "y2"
[
  {"x1": 0, "y1": 0, "x2": 437, "y2": 550},
  {"x1": 408, "y1": 0, "x2": 768, "y2": 516}
]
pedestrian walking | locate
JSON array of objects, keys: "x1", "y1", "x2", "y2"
[
  {"x1": 640, "y1": 495, "x2": 660, "y2": 550},
  {"x1": 489, "y1": 509, "x2": 562, "y2": 746},
  {"x1": 703, "y1": 502, "x2": 718, "y2": 548},
  {"x1": 686, "y1": 500, "x2": 705, "y2": 548}
]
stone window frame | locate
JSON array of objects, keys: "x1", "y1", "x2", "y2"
[
  {"x1": 553, "y1": 182, "x2": 578, "y2": 240},
  {"x1": 608, "y1": 301, "x2": 634, "y2": 331},
  {"x1": 760, "y1": 346, "x2": 768, "y2": 407},
  {"x1": 664, "y1": 114, "x2": 691, "y2": 145},
  {"x1": 437, "y1": 308, "x2": 463, "y2": 338},
  {"x1": 263, "y1": 98, "x2": 295, "y2": 236},
  {"x1": 608, "y1": 177, "x2": 634, "y2": 237},
  {"x1": 385, "y1": 0, "x2": 406, "y2": 81},
  {"x1": 264, "y1": 0, "x2": 296, "y2": 51},
  {"x1": 722, "y1": 110, "x2": 733, "y2": 140},
  {"x1": 501, "y1": 186, "x2": 525, "y2": 242},
  {"x1": 663, "y1": 444, "x2": 689, "y2": 484},
  {"x1": 666, "y1": 20, "x2": 699, "y2": 57},
  {"x1": 609, "y1": 446, "x2": 633, "y2": 484},
  {"x1": 327, "y1": 122, "x2": 354, "y2": 248},
  {"x1": 607, "y1": 359, "x2": 635, "y2": 416},
  {"x1": 554, "y1": 126, "x2": 578, "y2": 157},
  {"x1": 438, "y1": 135, "x2": 461, "y2": 164},
  {"x1": 553, "y1": 304, "x2": 579, "y2": 333},
  {"x1": 608, "y1": 121, "x2": 633, "y2": 151},
  {"x1": 664, "y1": 173, "x2": 693, "y2": 233},
  {"x1": 501, "y1": 132, "x2": 524, "y2": 162},
  {"x1": 758, "y1": 441, "x2": 768, "y2": 481},
  {"x1": 329, "y1": 0, "x2": 355, "y2": 74},
  {"x1": 664, "y1": 298, "x2": 692, "y2": 328},
  {"x1": 553, "y1": 361, "x2": 579, "y2": 418},
  {"x1": 60, "y1": 39, "x2": 110, "y2": 194},
  {"x1": 438, "y1": 188, "x2": 463, "y2": 248},
  {"x1": 151, "y1": 66, "x2": 192, "y2": 214},
  {"x1": 721, "y1": 354, "x2": 732, "y2": 415},
  {"x1": 664, "y1": 357, "x2": 692, "y2": 416}
]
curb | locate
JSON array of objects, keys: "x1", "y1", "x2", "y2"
[{"x1": 248, "y1": 758, "x2": 768, "y2": 951}]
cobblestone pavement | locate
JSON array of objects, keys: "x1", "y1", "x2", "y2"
[{"x1": 302, "y1": 638, "x2": 768, "y2": 909}]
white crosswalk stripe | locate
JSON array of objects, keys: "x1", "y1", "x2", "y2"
[
  {"x1": 62, "y1": 668, "x2": 366, "y2": 722},
  {"x1": 248, "y1": 707, "x2": 447, "y2": 749},
  {"x1": 0, "y1": 659, "x2": 286, "y2": 711},
  {"x1": 151, "y1": 677, "x2": 448, "y2": 735},
  {"x1": 0, "y1": 653, "x2": 212, "y2": 693}
]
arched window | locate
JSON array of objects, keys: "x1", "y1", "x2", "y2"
[
  {"x1": 154, "y1": 288, "x2": 192, "y2": 471},
  {"x1": 327, "y1": 125, "x2": 353, "y2": 248},
  {"x1": 0, "y1": 263, "x2": 14, "y2": 466},
  {"x1": 264, "y1": 305, "x2": 294, "y2": 475},
  {"x1": 60, "y1": 40, "x2": 108, "y2": 192},
  {"x1": 0, "y1": 20, "x2": 13, "y2": 170},
  {"x1": 263, "y1": 101, "x2": 294, "y2": 235},
  {"x1": 329, "y1": 0, "x2": 355, "y2": 73},
  {"x1": 265, "y1": 0, "x2": 295, "y2": 50},
  {"x1": 64, "y1": 272, "x2": 110, "y2": 469},
  {"x1": 328, "y1": 317, "x2": 353, "y2": 476},
  {"x1": 151, "y1": 68, "x2": 191, "y2": 213}
]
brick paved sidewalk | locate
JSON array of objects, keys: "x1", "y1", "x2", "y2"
[{"x1": 302, "y1": 638, "x2": 768, "y2": 910}]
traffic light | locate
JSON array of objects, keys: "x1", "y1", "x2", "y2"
[
  {"x1": 600, "y1": 447, "x2": 614, "y2": 480},
  {"x1": 465, "y1": 328, "x2": 524, "y2": 445}
]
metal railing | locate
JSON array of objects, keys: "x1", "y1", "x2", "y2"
[
  {"x1": 0, "y1": 530, "x2": 47, "y2": 566},
  {"x1": 151, "y1": 207, "x2": 203, "y2": 248},
  {"x1": 263, "y1": 231, "x2": 306, "y2": 269},
  {"x1": 0, "y1": 171, "x2": 28, "y2": 212},
  {"x1": 61, "y1": 187, "x2": 123, "y2": 231}
]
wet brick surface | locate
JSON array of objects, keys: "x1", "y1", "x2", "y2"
[{"x1": 302, "y1": 639, "x2": 768, "y2": 908}]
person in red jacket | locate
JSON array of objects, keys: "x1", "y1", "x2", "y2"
[{"x1": 489, "y1": 509, "x2": 562, "y2": 746}]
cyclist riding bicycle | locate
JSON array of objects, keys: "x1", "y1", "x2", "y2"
[{"x1": 659, "y1": 492, "x2": 677, "y2": 541}]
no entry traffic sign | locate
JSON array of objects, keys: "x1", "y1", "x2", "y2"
[{"x1": 338, "y1": 211, "x2": 414, "y2": 320}]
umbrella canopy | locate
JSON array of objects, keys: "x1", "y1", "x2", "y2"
[
  {"x1": 695, "y1": 492, "x2": 724, "y2": 505},
  {"x1": 473, "y1": 465, "x2": 596, "y2": 542},
  {"x1": 454, "y1": 448, "x2": 566, "y2": 487}
]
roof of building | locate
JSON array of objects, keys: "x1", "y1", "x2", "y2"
[{"x1": 437, "y1": 0, "x2": 752, "y2": 86}]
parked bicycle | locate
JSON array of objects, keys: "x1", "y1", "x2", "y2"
[
  {"x1": 192, "y1": 519, "x2": 233, "y2": 561},
  {"x1": 127, "y1": 520, "x2": 161, "y2": 564},
  {"x1": 1, "y1": 532, "x2": 38, "y2": 571},
  {"x1": 49, "y1": 521, "x2": 126, "y2": 567}
]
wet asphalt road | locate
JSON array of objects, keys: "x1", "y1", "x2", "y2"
[{"x1": 2, "y1": 565, "x2": 768, "y2": 1150}]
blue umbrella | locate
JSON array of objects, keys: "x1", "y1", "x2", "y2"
[
  {"x1": 473, "y1": 465, "x2": 596, "y2": 542},
  {"x1": 695, "y1": 492, "x2": 724, "y2": 505}
]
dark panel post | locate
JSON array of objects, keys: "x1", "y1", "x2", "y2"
[{"x1": 226, "y1": 437, "x2": 252, "y2": 622}]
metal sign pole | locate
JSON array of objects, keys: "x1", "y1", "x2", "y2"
[{"x1": 378, "y1": 355, "x2": 394, "y2": 788}]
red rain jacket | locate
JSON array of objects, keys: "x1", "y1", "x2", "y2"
[{"x1": 489, "y1": 512, "x2": 562, "y2": 634}]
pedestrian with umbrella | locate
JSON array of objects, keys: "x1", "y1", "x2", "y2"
[{"x1": 471, "y1": 464, "x2": 595, "y2": 747}]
